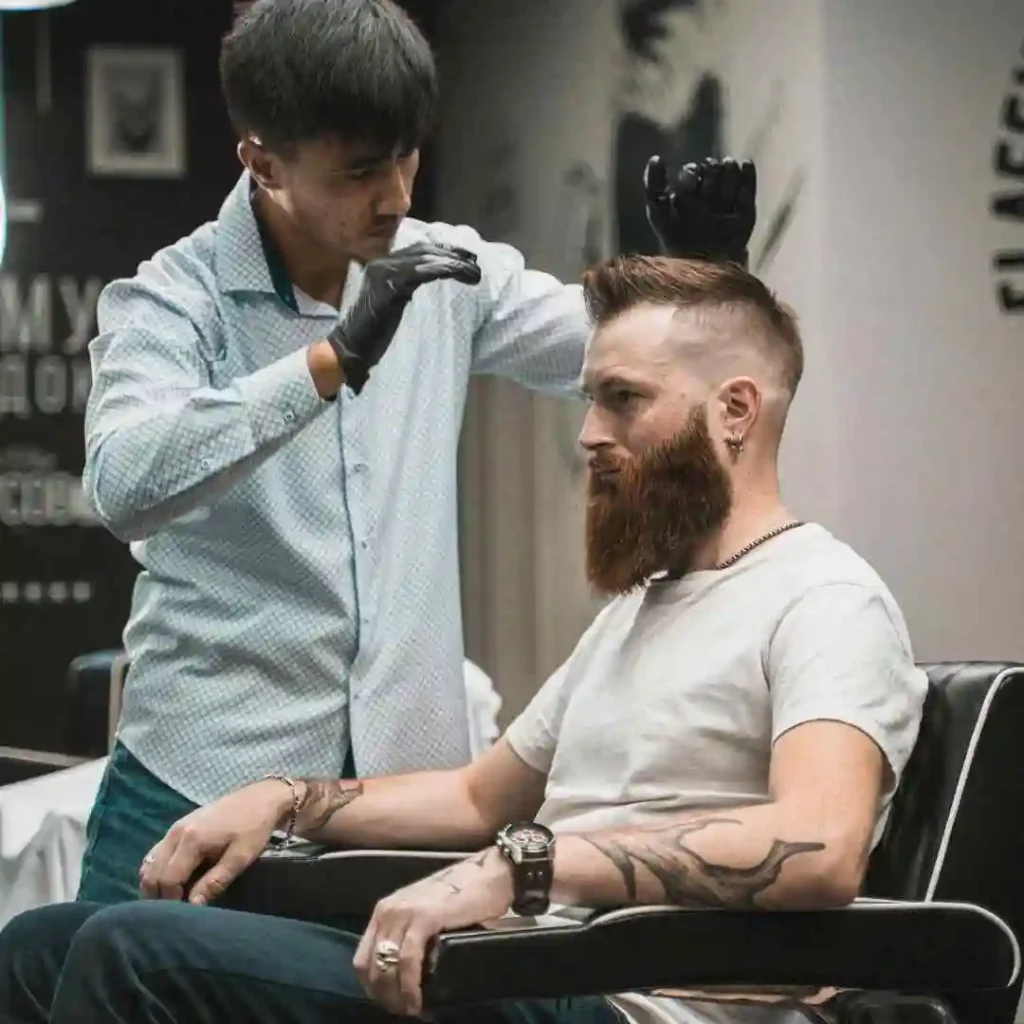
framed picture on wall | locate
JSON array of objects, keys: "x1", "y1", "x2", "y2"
[{"x1": 85, "y1": 46, "x2": 187, "y2": 179}]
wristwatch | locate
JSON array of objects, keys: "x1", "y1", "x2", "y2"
[{"x1": 495, "y1": 821, "x2": 556, "y2": 916}]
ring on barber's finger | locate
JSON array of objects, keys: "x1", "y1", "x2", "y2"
[
  {"x1": 374, "y1": 938, "x2": 402, "y2": 972},
  {"x1": 142, "y1": 854, "x2": 155, "y2": 865}
]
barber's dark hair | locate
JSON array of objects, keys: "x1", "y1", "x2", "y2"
[
  {"x1": 584, "y1": 255, "x2": 804, "y2": 396},
  {"x1": 220, "y1": 0, "x2": 437, "y2": 156}
]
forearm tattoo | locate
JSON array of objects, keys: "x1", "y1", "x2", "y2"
[
  {"x1": 428, "y1": 849, "x2": 493, "y2": 896},
  {"x1": 581, "y1": 817, "x2": 824, "y2": 909},
  {"x1": 296, "y1": 779, "x2": 365, "y2": 832}
]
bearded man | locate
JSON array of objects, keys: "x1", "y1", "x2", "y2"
[{"x1": 0, "y1": 257, "x2": 927, "y2": 1024}]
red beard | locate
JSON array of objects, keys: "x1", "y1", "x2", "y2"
[{"x1": 585, "y1": 407, "x2": 733, "y2": 595}]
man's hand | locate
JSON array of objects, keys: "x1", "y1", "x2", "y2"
[
  {"x1": 327, "y1": 243, "x2": 482, "y2": 395},
  {"x1": 138, "y1": 779, "x2": 290, "y2": 904},
  {"x1": 353, "y1": 848, "x2": 513, "y2": 1016},
  {"x1": 644, "y1": 155, "x2": 756, "y2": 266}
]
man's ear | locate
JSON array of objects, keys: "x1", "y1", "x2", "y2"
[
  {"x1": 716, "y1": 376, "x2": 761, "y2": 440},
  {"x1": 238, "y1": 138, "x2": 281, "y2": 191}
]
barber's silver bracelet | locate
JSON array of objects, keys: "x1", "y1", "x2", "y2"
[{"x1": 264, "y1": 773, "x2": 302, "y2": 840}]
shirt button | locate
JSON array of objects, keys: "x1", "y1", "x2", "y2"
[
  {"x1": 352, "y1": 462, "x2": 367, "y2": 475},
  {"x1": 200, "y1": 458, "x2": 212, "y2": 471},
  {"x1": 283, "y1": 409, "x2": 296, "y2": 424}
]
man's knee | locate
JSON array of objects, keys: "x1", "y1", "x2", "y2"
[
  {"x1": 0, "y1": 903, "x2": 103, "y2": 1018},
  {"x1": 62, "y1": 900, "x2": 186, "y2": 977},
  {"x1": 0, "y1": 902, "x2": 102, "y2": 970}
]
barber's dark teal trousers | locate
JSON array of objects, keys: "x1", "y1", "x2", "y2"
[{"x1": 77, "y1": 740, "x2": 357, "y2": 904}]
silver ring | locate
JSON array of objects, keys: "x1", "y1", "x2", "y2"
[
  {"x1": 373, "y1": 938, "x2": 402, "y2": 972},
  {"x1": 141, "y1": 854, "x2": 155, "y2": 865}
]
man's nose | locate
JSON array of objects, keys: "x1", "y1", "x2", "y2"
[
  {"x1": 578, "y1": 405, "x2": 613, "y2": 453},
  {"x1": 376, "y1": 160, "x2": 412, "y2": 218}
]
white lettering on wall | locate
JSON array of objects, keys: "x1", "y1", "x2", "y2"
[
  {"x1": 0, "y1": 276, "x2": 52, "y2": 352},
  {"x1": 0, "y1": 472, "x2": 101, "y2": 527},
  {"x1": 0, "y1": 354, "x2": 92, "y2": 418},
  {"x1": 0, "y1": 274, "x2": 104, "y2": 418},
  {"x1": 59, "y1": 277, "x2": 105, "y2": 354}
]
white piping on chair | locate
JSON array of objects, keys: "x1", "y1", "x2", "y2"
[
  {"x1": 924, "y1": 667, "x2": 1022, "y2": 902},
  {"x1": 932, "y1": 899, "x2": 1023, "y2": 987},
  {"x1": 318, "y1": 849, "x2": 473, "y2": 861}
]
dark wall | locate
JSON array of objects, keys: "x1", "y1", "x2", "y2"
[{"x1": 0, "y1": 0, "x2": 439, "y2": 753}]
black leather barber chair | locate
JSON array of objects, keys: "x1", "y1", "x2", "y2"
[
  {"x1": 65, "y1": 648, "x2": 124, "y2": 758},
  {"x1": 221, "y1": 662, "x2": 1024, "y2": 1023},
  {"x1": 0, "y1": 649, "x2": 124, "y2": 786}
]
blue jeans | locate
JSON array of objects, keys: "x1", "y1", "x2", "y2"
[
  {"x1": 77, "y1": 742, "x2": 200, "y2": 904},
  {"x1": 0, "y1": 900, "x2": 621, "y2": 1024},
  {"x1": 78, "y1": 741, "x2": 358, "y2": 904}
]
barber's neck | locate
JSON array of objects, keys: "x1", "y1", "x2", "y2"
[{"x1": 255, "y1": 190, "x2": 350, "y2": 308}]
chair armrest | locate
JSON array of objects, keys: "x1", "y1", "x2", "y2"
[
  {"x1": 218, "y1": 840, "x2": 473, "y2": 921},
  {"x1": 422, "y1": 899, "x2": 1020, "y2": 1007},
  {"x1": 0, "y1": 746, "x2": 90, "y2": 787}
]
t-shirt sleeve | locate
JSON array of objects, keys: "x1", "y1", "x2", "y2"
[
  {"x1": 767, "y1": 582, "x2": 929, "y2": 791},
  {"x1": 503, "y1": 661, "x2": 573, "y2": 775},
  {"x1": 504, "y1": 597, "x2": 632, "y2": 774}
]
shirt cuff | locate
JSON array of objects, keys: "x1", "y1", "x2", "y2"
[{"x1": 234, "y1": 346, "x2": 330, "y2": 448}]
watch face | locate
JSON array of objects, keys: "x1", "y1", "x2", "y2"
[{"x1": 507, "y1": 823, "x2": 553, "y2": 854}]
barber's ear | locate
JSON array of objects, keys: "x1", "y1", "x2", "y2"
[
  {"x1": 238, "y1": 138, "x2": 280, "y2": 191},
  {"x1": 717, "y1": 377, "x2": 761, "y2": 436}
]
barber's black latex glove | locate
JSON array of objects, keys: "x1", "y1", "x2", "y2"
[
  {"x1": 328, "y1": 243, "x2": 481, "y2": 394},
  {"x1": 644, "y1": 156, "x2": 757, "y2": 267}
]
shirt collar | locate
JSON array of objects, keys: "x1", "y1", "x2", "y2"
[{"x1": 214, "y1": 172, "x2": 299, "y2": 312}]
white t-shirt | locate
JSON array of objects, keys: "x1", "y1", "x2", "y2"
[{"x1": 504, "y1": 523, "x2": 929, "y2": 1024}]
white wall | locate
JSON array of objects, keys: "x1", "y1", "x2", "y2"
[
  {"x1": 818, "y1": 0, "x2": 1024, "y2": 659},
  {"x1": 439, "y1": 0, "x2": 622, "y2": 720},
  {"x1": 439, "y1": 0, "x2": 828, "y2": 716},
  {"x1": 438, "y1": 0, "x2": 1024, "y2": 716}
]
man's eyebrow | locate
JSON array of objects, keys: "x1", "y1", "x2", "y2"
[
  {"x1": 591, "y1": 373, "x2": 645, "y2": 393},
  {"x1": 338, "y1": 150, "x2": 390, "y2": 173}
]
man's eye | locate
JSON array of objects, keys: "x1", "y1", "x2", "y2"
[{"x1": 612, "y1": 390, "x2": 636, "y2": 405}]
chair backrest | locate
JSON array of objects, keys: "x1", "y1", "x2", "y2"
[
  {"x1": 64, "y1": 648, "x2": 123, "y2": 758},
  {"x1": 866, "y1": 662, "x2": 1024, "y2": 944}
]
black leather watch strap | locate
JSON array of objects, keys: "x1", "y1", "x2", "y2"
[{"x1": 510, "y1": 858, "x2": 553, "y2": 917}]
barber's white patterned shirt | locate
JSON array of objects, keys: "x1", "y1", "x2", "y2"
[{"x1": 84, "y1": 172, "x2": 588, "y2": 804}]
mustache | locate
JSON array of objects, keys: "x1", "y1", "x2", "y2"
[{"x1": 587, "y1": 453, "x2": 625, "y2": 475}]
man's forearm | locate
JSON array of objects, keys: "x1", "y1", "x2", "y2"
[
  {"x1": 551, "y1": 803, "x2": 859, "y2": 912},
  {"x1": 292, "y1": 768, "x2": 494, "y2": 850}
]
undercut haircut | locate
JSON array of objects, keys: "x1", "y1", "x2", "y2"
[
  {"x1": 220, "y1": 0, "x2": 437, "y2": 157},
  {"x1": 583, "y1": 255, "x2": 804, "y2": 400}
]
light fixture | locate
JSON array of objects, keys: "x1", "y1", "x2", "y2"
[
  {"x1": 0, "y1": 0, "x2": 77, "y2": 8},
  {"x1": 0, "y1": 0, "x2": 76, "y2": 264}
]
